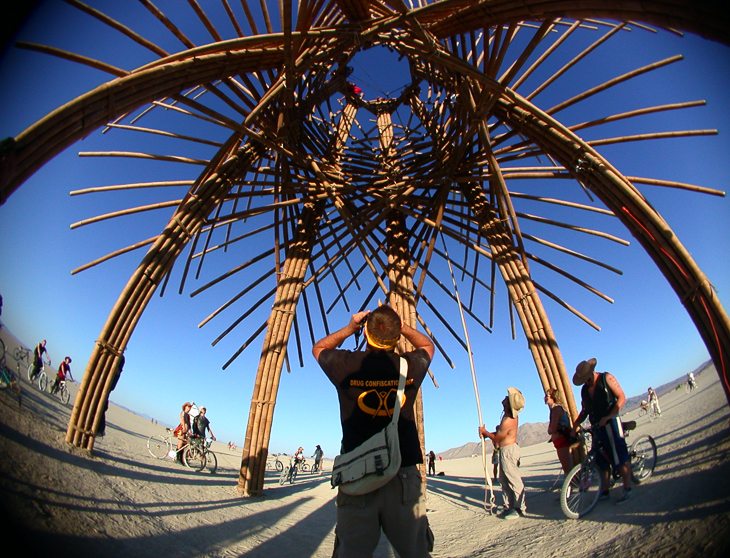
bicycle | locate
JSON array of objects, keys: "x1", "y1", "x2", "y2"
[
  {"x1": 0, "y1": 361, "x2": 22, "y2": 407},
  {"x1": 13, "y1": 346, "x2": 31, "y2": 367},
  {"x1": 48, "y1": 377, "x2": 71, "y2": 405},
  {"x1": 279, "y1": 457, "x2": 309, "y2": 484},
  {"x1": 190, "y1": 436, "x2": 218, "y2": 474},
  {"x1": 637, "y1": 400, "x2": 660, "y2": 421},
  {"x1": 560, "y1": 421, "x2": 657, "y2": 519},
  {"x1": 146, "y1": 428, "x2": 207, "y2": 471},
  {"x1": 27, "y1": 354, "x2": 51, "y2": 388},
  {"x1": 685, "y1": 378, "x2": 698, "y2": 394},
  {"x1": 266, "y1": 452, "x2": 284, "y2": 472}
]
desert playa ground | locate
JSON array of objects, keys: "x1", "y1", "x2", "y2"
[{"x1": 1, "y1": 330, "x2": 729, "y2": 557}]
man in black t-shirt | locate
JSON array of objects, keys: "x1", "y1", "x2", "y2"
[
  {"x1": 193, "y1": 407, "x2": 216, "y2": 441},
  {"x1": 313, "y1": 305, "x2": 435, "y2": 558}
]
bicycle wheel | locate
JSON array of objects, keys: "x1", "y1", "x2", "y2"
[
  {"x1": 205, "y1": 450, "x2": 218, "y2": 474},
  {"x1": 638, "y1": 407, "x2": 647, "y2": 417},
  {"x1": 630, "y1": 434, "x2": 657, "y2": 484},
  {"x1": 276, "y1": 459, "x2": 283, "y2": 472},
  {"x1": 560, "y1": 461, "x2": 604, "y2": 519},
  {"x1": 27, "y1": 362, "x2": 35, "y2": 381},
  {"x1": 183, "y1": 446, "x2": 206, "y2": 471},
  {"x1": 301, "y1": 463, "x2": 310, "y2": 473},
  {"x1": 279, "y1": 467, "x2": 289, "y2": 485},
  {"x1": 290, "y1": 468, "x2": 297, "y2": 484},
  {"x1": 60, "y1": 385, "x2": 70, "y2": 405},
  {"x1": 38, "y1": 371, "x2": 47, "y2": 392},
  {"x1": 147, "y1": 435, "x2": 171, "y2": 459}
]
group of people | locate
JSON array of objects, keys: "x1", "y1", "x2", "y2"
[
  {"x1": 174, "y1": 402, "x2": 216, "y2": 464},
  {"x1": 311, "y1": 303, "x2": 644, "y2": 557}
]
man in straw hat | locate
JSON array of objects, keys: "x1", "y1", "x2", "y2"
[
  {"x1": 571, "y1": 358, "x2": 633, "y2": 503},
  {"x1": 313, "y1": 305, "x2": 435, "y2": 557},
  {"x1": 479, "y1": 387, "x2": 526, "y2": 520}
]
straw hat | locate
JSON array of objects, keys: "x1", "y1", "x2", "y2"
[
  {"x1": 573, "y1": 358, "x2": 597, "y2": 386},
  {"x1": 507, "y1": 387, "x2": 525, "y2": 417}
]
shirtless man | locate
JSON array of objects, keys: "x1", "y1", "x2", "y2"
[{"x1": 479, "y1": 387, "x2": 526, "y2": 519}]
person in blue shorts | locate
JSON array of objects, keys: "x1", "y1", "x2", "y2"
[{"x1": 571, "y1": 358, "x2": 633, "y2": 503}]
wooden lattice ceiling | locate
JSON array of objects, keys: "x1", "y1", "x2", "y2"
[{"x1": 1, "y1": 0, "x2": 728, "y2": 495}]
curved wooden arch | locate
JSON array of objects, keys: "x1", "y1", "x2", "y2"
[{"x1": 0, "y1": 2, "x2": 726, "y2": 497}]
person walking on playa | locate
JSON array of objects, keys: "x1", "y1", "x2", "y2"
[
  {"x1": 313, "y1": 305, "x2": 435, "y2": 558},
  {"x1": 544, "y1": 389, "x2": 574, "y2": 475},
  {"x1": 571, "y1": 358, "x2": 633, "y2": 503},
  {"x1": 479, "y1": 387, "x2": 526, "y2": 520}
]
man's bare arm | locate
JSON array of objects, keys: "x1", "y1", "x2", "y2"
[
  {"x1": 312, "y1": 311, "x2": 369, "y2": 361},
  {"x1": 401, "y1": 323, "x2": 435, "y2": 360}
]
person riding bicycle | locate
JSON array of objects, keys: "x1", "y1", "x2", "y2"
[
  {"x1": 51, "y1": 356, "x2": 72, "y2": 394},
  {"x1": 192, "y1": 406, "x2": 216, "y2": 442},
  {"x1": 647, "y1": 387, "x2": 661, "y2": 417},
  {"x1": 687, "y1": 372, "x2": 698, "y2": 390},
  {"x1": 312, "y1": 445, "x2": 324, "y2": 471},
  {"x1": 30, "y1": 339, "x2": 50, "y2": 381},
  {"x1": 571, "y1": 358, "x2": 633, "y2": 504}
]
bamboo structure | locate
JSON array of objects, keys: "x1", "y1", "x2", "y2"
[{"x1": 0, "y1": 1, "x2": 728, "y2": 494}]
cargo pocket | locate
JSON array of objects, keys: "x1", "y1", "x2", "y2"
[{"x1": 398, "y1": 467, "x2": 423, "y2": 504}]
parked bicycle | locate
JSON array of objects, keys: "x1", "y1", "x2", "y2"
[
  {"x1": 146, "y1": 428, "x2": 207, "y2": 471},
  {"x1": 0, "y1": 360, "x2": 22, "y2": 407},
  {"x1": 560, "y1": 421, "x2": 656, "y2": 519},
  {"x1": 266, "y1": 452, "x2": 284, "y2": 472},
  {"x1": 13, "y1": 346, "x2": 31, "y2": 367}
]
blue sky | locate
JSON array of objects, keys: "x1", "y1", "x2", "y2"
[{"x1": 0, "y1": 1, "x2": 728, "y2": 456}]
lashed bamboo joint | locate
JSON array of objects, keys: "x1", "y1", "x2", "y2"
[{"x1": 0, "y1": 1, "x2": 727, "y2": 498}]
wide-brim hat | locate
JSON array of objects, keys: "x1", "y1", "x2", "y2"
[
  {"x1": 573, "y1": 358, "x2": 597, "y2": 386},
  {"x1": 507, "y1": 387, "x2": 525, "y2": 417}
]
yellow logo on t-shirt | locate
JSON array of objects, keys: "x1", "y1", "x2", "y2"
[{"x1": 357, "y1": 389, "x2": 406, "y2": 417}]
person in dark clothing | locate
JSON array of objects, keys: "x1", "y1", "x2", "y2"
[
  {"x1": 313, "y1": 305, "x2": 435, "y2": 558},
  {"x1": 192, "y1": 406, "x2": 216, "y2": 441},
  {"x1": 571, "y1": 358, "x2": 632, "y2": 503}
]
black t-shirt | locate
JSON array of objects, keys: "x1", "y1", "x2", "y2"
[
  {"x1": 581, "y1": 373, "x2": 617, "y2": 425},
  {"x1": 193, "y1": 415, "x2": 210, "y2": 437},
  {"x1": 317, "y1": 347, "x2": 431, "y2": 467}
]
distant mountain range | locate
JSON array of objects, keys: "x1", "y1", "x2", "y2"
[{"x1": 436, "y1": 360, "x2": 713, "y2": 460}]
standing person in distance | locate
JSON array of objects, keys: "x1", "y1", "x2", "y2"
[
  {"x1": 427, "y1": 450, "x2": 436, "y2": 476},
  {"x1": 544, "y1": 388, "x2": 574, "y2": 475},
  {"x1": 175, "y1": 402, "x2": 193, "y2": 464},
  {"x1": 479, "y1": 387, "x2": 527, "y2": 520},
  {"x1": 313, "y1": 305, "x2": 435, "y2": 558},
  {"x1": 571, "y1": 358, "x2": 633, "y2": 503},
  {"x1": 312, "y1": 445, "x2": 324, "y2": 473}
]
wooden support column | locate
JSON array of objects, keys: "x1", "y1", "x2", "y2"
[
  {"x1": 66, "y1": 142, "x2": 263, "y2": 451},
  {"x1": 461, "y1": 181, "x2": 578, "y2": 423},
  {"x1": 237, "y1": 201, "x2": 323, "y2": 496}
]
